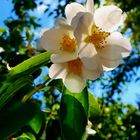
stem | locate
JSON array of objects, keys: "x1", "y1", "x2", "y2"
[
  {"x1": 22, "y1": 67, "x2": 65, "y2": 102},
  {"x1": 22, "y1": 77, "x2": 50, "y2": 102}
]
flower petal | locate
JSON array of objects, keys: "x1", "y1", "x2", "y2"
[
  {"x1": 82, "y1": 66, "x2": 102, "y2": 80},
  {"x1": 102, "y1": 65, "x2": 117, "y2": 71},
  {"x1": 71, "y1": 12, "x2": 93, "y2": 42},
  {"x1": 106, "y1": 32, "x2": 131, "y2": 57},
  {"x1": 49, "y1": 63, "x2": 67, "y2": 79},
  {"x1": 99, "y1": 45, "x2": 122, "y2": 68},
  {"x1": 71, "y1": 12, "x2": 85, "y2": 30},
  {"x1": 65, "y1": 2, "x2": 86, "y2": 24},
  {"x1": 63, "y1": 73, "x2": 86, "y2": 93},
  {"x1": 40, "y1": 28, "x2": 49, "y2": 37},
  {"x1": 79, "y1": 43, "x2": 100, "y2": 70},
  {"x1": 55, "y1": 18, "x2": 73, "y2": 30},
  {"x1": 55, "y1": 17, "x2": 67, "y2": 27},
  {"x1": 86, "y1": 128, "x2": 96, "y2": 135},
  {"x1": 101, "y1": 58, "x2": 121, "y2": 68},
  {"x1": 99, "y1": 32, "x2": 131, "y2": 66},
  {"x1": 36, "y1": 39, "x2": 45, "y2": 51},
  {"x1": 94, "y1": 6, "x2": 122, "y2": 32},
  {"x1": 98, "y1": 32, "x2": 131, "y2": 68},
  {"x1": 51, "y1": 52, "x2": 78, "y2": 63},
  {"x1": 40, "y1": 28, "x2": 71, "y2": 53},
  {"x1": 86, "y1": 0, "x2": 94, "y2": 13}
]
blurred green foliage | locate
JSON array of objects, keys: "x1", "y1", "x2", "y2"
[{"x1": 0, "y1": 0, "x2": 140, "y2": 139}]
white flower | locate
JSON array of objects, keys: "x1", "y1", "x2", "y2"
[
  {"x1": 0, "y1": 47, "x2": 4, "y2": 53},
  {"x1": 65, "y1": 0, "x2": 131, "y2": 70},
  {"x1": 40, "y1": 15, "x2": 103, "y2": 93},
  {"x1": 86, "y1": 120, "x2": 96, "y2": 135},
  {"x1": 40, "y1": 0, "x2": 131, "y2": 93},
  {"x1": 49, "y1": 58, "x2": 102, "y2": 93},
  {"x1": 40, "y1": 24, "x2": 78, "y2": 63},
  {"x1": 86, "y1": 127, "x2": 96, "y2": 135}
]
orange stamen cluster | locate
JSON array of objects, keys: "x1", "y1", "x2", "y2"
[
  {"x1": 60, "y1": 34, "x2": 76, "y2": 53},
  {"x1": 68, "y1": 59, "x2": 82, "y2": 76},
  {"x1": 85, "y1": 26, "x2": 110, "y2": 49}
]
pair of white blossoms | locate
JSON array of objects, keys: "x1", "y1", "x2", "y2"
[{"x1": 40, "y1": 0, "x2": 131, "y2": 93}]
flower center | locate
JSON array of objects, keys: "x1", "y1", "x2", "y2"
[
  {"x1": 60, "y1": 34, "x2": 76, "y2": 53},
  {"x1": 68, "y1": 59, "x2": 82, "y2": 76},
  {"x1": 85, "y1": 26, "x2": 110, "y2": 49}
]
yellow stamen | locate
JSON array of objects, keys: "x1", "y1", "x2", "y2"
[
  {"x1": 68, "y1": 59, "x2": 82, "y2": 76},
  {"x1": 85, "y1": 26, "x2": 110, "y2": 49},
  {"x1": 60, "y1": 34, "x2": 76, "y2": 53}
]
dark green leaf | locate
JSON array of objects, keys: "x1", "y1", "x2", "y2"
[
  {"x1": 0, "y1": 75, "x2": 32, "y2": 109},
  {"x1": 0, "y1": 101, "x2": 40, "y2": 140},
  {"x1": 28, "y1": 111, "x2": 45, "y2": 136},
  {"x1": 60, "y1": 87, "x2": 89, "y2": 140}
]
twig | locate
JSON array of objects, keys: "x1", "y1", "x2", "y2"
[{"x1": 22, "y1": 77, "x2": 50, "y2": 102}]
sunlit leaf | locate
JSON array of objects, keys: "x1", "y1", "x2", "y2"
[
  {"x1": 7, "y1": 51, "x2": 51, "y2": 80},
  {"x1": 88, "y1": 92, "x2": 101, "y2": 123},
  {"x1": 0, "y1": 27, "x2": 6, "y2": 34},
  {"x1": 16, "y1": 132, "x2": 36, "y2": 140}
]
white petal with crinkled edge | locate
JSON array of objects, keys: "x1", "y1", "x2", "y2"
[
  {"x1": 82, "y1": 66, "x2": 102, "y2": 80},
  {"x1": 41, "y1": 28, "x2": 72, "y2": 53},
  {"x1": 65, "y1": 2, "x2": 86, "y2": 24},
  {"x1": 79, "y1": 43, "x2": 100, "y2": 70},
  {"x1": 71, "y1": 12, "x2": 85, "y2": 30},
  {"x1": 106, "y1": 32, "x2": 131, "y2": 57},
  {"x1": 63, "y1": 73, "x2": 86, "y2": 93},
  {"x1": 51, "y1": 52, "x2": 78, "y2": 63},
  {"x1": 86, "y1": 0, "x2": 94, "y2": 13},
  {"x1": 94, "y1": 6, "x2": 122, "y2": 32},
  {"x1": 55, "y1": 18, "x2": 73, "y2": 30},
  {"x1": 49, "y1": 63, "x2": 67, "y2": 79},
  {"x1": 101, "y1": 57, "x2": 121, "y2": 68},
  {"x1": 72, "y1": 12, "x2": 93, "y2": 42}
]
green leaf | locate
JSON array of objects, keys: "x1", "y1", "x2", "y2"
[
  {"x1": 28, "y1": 111, "x2": 45, "y2": 136},
  {"x1": 7, "y1": 51, "x2": 51, "y2": 80},
  {"x1": 0, "y1": 75, "x2": 32, "y2": 109},
  {"x1": 16, "y1": 132, "x2": 36, "y2": 140},
  {"x1": 60, "y1": 87, "x2": 89, "y2": 140},
  {"x1": 88, "y1": 92, "x2": 101, "y2": 123},
  {"x1": 0, "y1": 27, "x2": 6, "y2": 34},
  {"x1": 0, "y1": 101, "x2": 40, "y2": 140},
  {"x1": 0, "y1": 51, "x2": 51, "y2": 108}
]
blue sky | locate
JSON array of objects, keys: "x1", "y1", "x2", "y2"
[
  {"x1": 0, "y1": 0, "x2": 13, "y2": 28},
  {"x1": 0, "y1": 0, "x2": 139, "y2": 107}
]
